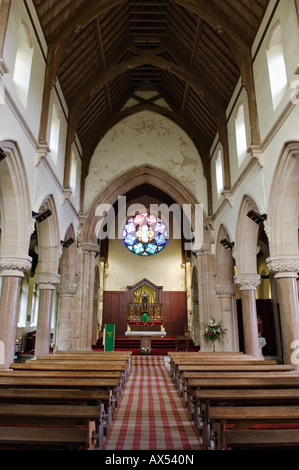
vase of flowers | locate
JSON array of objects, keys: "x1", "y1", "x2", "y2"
[
  {"x1": 139, "y1": 347, "x2": 152, "y2": 355},
  {"x1": 203, "y1": 318, "x2": 228, "y2": 351}
]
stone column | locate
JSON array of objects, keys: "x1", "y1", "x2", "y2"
[
  {"x1": 34, "y1": 274, "x2": 60, "y2": 357},
  {"x1": 0, "y1": 256, "x2": 31, "y2": 369},
  {"x1": 80, "y1": 243, "x2": 99, "y2": 350},
  {"x1": 193, "y1": 244, "x2": 218, "y2": 351},
  {"x1": 267, "y1": 256, "x2": 299, "y2": 365},
  {"x1": 216, "y1": 284, "x2": 238, "y2": 351},
  {"x1": 56, "y1": 282, "x2": 77, "y2": 351},
  {"x1": 234, "y1": 274, "x2": 261, "y2": 357}
]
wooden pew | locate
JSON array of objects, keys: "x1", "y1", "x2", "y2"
[
  {"x1": 35, "y1": 354, "x2": 131, "y2": 378},
  {"x1": 195, "y1": 388, "x2": 299, "y2": 449},
  {"x1": 209, "y1": 405, "x2": 299, "y2": 450},
  {"x1": 0, "y1": 403, "x2": 101, "y2": 450},
  {"x1": 0, "y1": 426, "x2": 92, "y2": 450},
  {"x1": 0, "y1": 387, "x2": 113, "y2": 424},
  {"x1": 185, "y1": 375, "x2": 299, "y2": 417},
  {"x1": 11, "y1": 359, "x2": 130, "y2": 381},
  {"x1": 175, "y1": 364, "x2": 294, "y2": 395},
  {"x1": 169, "y1": 357, "x2": 277, "y2": 383}
]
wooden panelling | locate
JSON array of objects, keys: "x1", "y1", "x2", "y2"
[{"x1": 103, "y1": 291, "x2": 187, "y2": 337}]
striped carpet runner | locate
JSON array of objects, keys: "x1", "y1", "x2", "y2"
[{"x1": 103, "y1": 356, "x2": 203, "y2": 451}]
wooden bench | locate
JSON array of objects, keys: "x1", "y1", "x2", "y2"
[
  {"x1": 194, "y1": 388, "x2": 299, "y2": 449},
  {"x1": 0, "y1": 426, "x2": 92, "y2": 450},
  {"x1": 175, "y1": 364, "x2": 294, "y2": 395},
  {"x1": 209, "y1": 405, "x2": 299, "y2": 450},
  {"x1": 0, "y1": 403, "x2": 102, "y2": 450},
  {"x1": 169, "y1": 358, "x2": 277, "y2": 383},
  {"x1": 185, "y1": 375, "x2": 299, "y2": 417}
]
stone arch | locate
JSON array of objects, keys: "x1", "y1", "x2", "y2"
[
  {"x1": 34, "y1": 195, "x2": 61, "y2": 276},
  {"x1": 0, "y1": 141, "x2": 32, "y2": 264},
  {"x1": 267, "y1": 141, "x2": 299, "y2": 259},
  {"x1": 216, "y1": 224, "x2": 235, "y2": 285},
  {"x1": 235, "y1": 195, "x2": 261, "y2": 275},
  {"x1": 234, "y1": 195, "x2": 262, "y2": 356},
  {"x1": 0, "y1": 141, "x2": 32, "y2": 368},
  {"x1": 33, "y1": 195, "x2": 61, "y2": 357},
  {"x1": 82, "y1": 164, "x2": 211, "y2": 248},
  {"x1": 266, "y1": 141, "x2": 299, "y2": 365}
]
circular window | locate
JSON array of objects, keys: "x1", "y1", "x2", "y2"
[{"x1": 123, "y1": 213, "x2": 168, "y2": 257}]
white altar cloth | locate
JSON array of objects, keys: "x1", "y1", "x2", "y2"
[{"x1": 125, "y1": 331, "x2": 167, "y2": 348}]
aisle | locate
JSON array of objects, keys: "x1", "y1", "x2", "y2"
[{"x1": 103, "y1": 356, "x2": 203, "y2": 450}]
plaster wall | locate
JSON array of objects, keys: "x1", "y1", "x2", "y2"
[{"x1": 84, "y1": 111, "x2": 208, "y2": 214}]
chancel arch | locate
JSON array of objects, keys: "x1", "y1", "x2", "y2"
[{"x1": 80, "y1": 165, "x2": 212, "y2": 343}]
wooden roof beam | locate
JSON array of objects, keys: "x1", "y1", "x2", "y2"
[{"x1": 174, "y1": 0, "x2": 251, "y2": 51}]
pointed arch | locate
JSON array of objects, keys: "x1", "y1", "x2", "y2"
[
  {"x1": 35, "y1": 195, "x2": 60, "y2": 275},
  {"x1": 81, "y1": 164, "x2": 211, "y2": 248},
  {"x1": 235, "y1": 195, "x2": 263, "y2": 274},
  {"x1": 0, "y1": 141, "x2": 32, "y2": 261},
  {"x1": 267, "y1": 141, "x2": 299, "y2": 258}
]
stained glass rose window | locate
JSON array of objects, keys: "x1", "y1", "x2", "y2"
[{"x1": 123, "y1": 213, "x2": 168, "y2": 257}]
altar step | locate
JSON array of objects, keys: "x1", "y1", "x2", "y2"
[{"x1": 93, "y1": 337, "x2": 199, "y2": 355}]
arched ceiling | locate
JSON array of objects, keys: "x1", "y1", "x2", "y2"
[{"x1": 33, "y1": 0, "x2": 270, "y2": 178}]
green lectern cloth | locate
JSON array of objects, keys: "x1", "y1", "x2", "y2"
[{"x1": 104, "y1": 324, "x2": 115, "y2": 352}]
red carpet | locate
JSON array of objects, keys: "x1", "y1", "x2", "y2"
[{"x1": 103, "y1": 356, "x2": 203, "y2": 450}]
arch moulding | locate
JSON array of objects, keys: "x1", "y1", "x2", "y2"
[{"x1": 81, "y1": 164, "x2": 211, "y2": 247}]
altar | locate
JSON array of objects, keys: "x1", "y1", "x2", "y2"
[
  {"x1": 125, "y1": 323, "x2": 167, "y2": 349},
  {"x1": 125, "y1": 279, "x2": 167, "y2": 350}
]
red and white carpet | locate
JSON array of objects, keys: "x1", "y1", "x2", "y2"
[{"x1": 103, "y1": 356, "x2": 203, "y2": 450}]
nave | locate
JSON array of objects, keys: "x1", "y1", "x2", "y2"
[
  {"x1": 1, "y1": 350, "x2": 299, "y2": 451},
  {"x1": 103, "y1": 355, "x2": 202, "y2": 451}
]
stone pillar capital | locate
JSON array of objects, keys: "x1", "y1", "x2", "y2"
[
  {"x1": 0, "y1": 256, "x2": 32, "y2": 278},
  {"x1": 216, "y1": 284, "x2": 236, "y2": 297},
  {"x1": 234, "y1": 273, "x2": 260, "y2": 291},
  {"x1": 34, "y1": 273, "x2": 61, "y2": 290},
  {"x1": 81, "y1": 243, "x2": 100, "y2": 255},
  {"x1": 57, "y1": 282, "x2": 77, "y2": 296},
  {"x1": 192, "y1": 244, "x2": 211, "y2": 256},
  {"x1": 267, "y1": 256, "x2": 299, "y2": 279}
]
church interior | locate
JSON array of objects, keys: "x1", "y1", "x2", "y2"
[{"x1": 0, "y1": 0, "x2": 299, "y2": 452}]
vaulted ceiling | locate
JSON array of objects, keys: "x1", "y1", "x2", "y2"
[{"x1": 32, "y1": 0, "x2": 270, "y2": 189}]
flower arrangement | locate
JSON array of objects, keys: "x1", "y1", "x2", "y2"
[
  {"x1": 203, "y1": 318, "x2": 227, "y2": 343},
  {"x1": 139, "y1": 347, "x2": 152, "y2": 355}
]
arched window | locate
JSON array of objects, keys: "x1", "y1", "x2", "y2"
[
  {"x1": 216, "y1": 149, "x2": 224, "y2": 197},
  {"x1": 13, "y1": 19, "x2": 34, "y2": 108},
  {"x1": 267, "y1": 22, "x2": 288, "y2": 110},
  {"x1": 235, "y1": 103, "x2": 247, "y2": 165},
  {"x1": 123, "y1": 213, "x2": 168, "y2": 257},
  {"x1": 49, "y1": 103, "x2": 60, "y2": 164}
]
